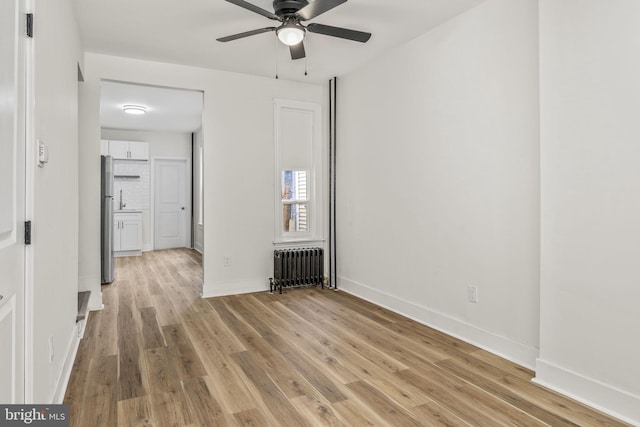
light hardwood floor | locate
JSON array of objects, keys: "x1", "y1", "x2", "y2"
[{"x1": 65, "y1": 248, "x2": 629, "y2": 426}]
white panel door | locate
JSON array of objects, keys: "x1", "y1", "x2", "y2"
[
  {"x1": 0, "y1": 0, "x2": 26, "y2": 404},
  {"x1": 154, "y1": 159, "x2": 189, "y2": 250}
]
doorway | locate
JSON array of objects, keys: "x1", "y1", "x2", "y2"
[{"x1": 98, "y1": 81, "x2": 204, "y2": 293}]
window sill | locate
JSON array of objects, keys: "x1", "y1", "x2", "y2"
[{"x1": 272, "y1": 238, "x2": 325, "y2": 248}]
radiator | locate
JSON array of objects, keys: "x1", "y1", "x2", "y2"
[{"x1": 270, "y1": 248, "x2": 324, "y2": 294}]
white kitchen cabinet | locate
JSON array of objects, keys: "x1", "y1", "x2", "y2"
[
  {"x1": 106, "y1": 140, "x2": 148, "y2": 160},
  {"x1": 128, "y1": 142, "x2": 149, "y2": 160},
  {"x1": 108, "y1": 140, "x2": 130, "y2": 159},
  {"x1": 114, "y1": 212, "x2": 142, "y2": 256}
]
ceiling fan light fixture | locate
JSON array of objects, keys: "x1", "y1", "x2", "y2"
[
  {"x1": 122, "y1": 104, "x2": 147, "y2": 115},
  {"x1": 277, "y1": 23, "x2": 305, "y2": 46}
]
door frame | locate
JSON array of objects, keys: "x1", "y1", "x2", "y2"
[
  {"x1": 151, "y1": 157, "x2": 191, "y2": 250},
  {"x1": 0, "y1": 0, "x2": 33, "y2": 404},
  {"x1": 23, "y1": 0, "x2": 35, "y2": 403}
]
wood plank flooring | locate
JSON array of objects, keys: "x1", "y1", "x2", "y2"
[{"x1": 65, "y1": 248, "x2": 630, "y2": 426}]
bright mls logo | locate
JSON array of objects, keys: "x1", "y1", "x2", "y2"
[{"x1": 0, "y1": 405, "x2": 68, "y2": 426}]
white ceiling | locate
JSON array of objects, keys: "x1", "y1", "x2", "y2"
[
  {"x1": 100, "y1": 81, "x2": 203, "y2": 133},
  {"x1": 83, "y1": 0, "x2": 485, "y2": 133},
  {"x1": 74, "y1": 0, "x2": 485, "y2": 83}
]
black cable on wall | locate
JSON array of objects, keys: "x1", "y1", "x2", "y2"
[
  {"x1": 191, "y1": 132, "x2": 195, "y2": 249},
  {"x1": 329, "y1": 77, "x2": 338, "y2": 289}
]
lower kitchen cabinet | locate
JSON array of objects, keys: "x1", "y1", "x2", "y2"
[{"x1": 114, "y1": 212, "x2": 142, "y2": 256}]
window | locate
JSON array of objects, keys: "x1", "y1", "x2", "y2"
[
  {"x1": 282, "y1": 170, "x2": 308, "y2": 233},
  {"x1": 274, "y1": 99, "x2": 322, "y2": 243}
]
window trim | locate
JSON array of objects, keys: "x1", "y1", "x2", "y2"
[{"x1": 273, "y1": 99, "x2": 322, "y2": 244}]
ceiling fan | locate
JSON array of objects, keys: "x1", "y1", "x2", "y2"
[{"x1": 217, "y1": 0, "x2": 372, "y2": 60}]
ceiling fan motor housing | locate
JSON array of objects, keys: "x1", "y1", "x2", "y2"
[
  {"x1": 273, "y1": 0, "x2": 308, "y2": 18},
  {"x1": 217, "y1": 0, "x2": 372, "y2": 61}
]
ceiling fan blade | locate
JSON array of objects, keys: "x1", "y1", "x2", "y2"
[
  {"x1": 297, "y1": 0, "x2": 347, "y2": 21},
  {"x1": 289, "y1": 42, "x2": 306, "y2": 60},
  {"x1": 217, "y1": 27, "x2": 276, "y2": 42},
  {"x1": 306, "y1": 23, "x2": 371, "y2": 43},
  {"x1": 224, "y1": 0, "x2": 280, "y2": 20}
]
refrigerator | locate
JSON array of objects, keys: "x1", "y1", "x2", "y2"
[{"x1": 101, "y1": 155, "x2": 115, "y2": 283}]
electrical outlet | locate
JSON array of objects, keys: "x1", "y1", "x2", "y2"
[
  {"x1": 49, "y1": 336, "x2": 54, "y2": 363},
  {"x1": 468, "y1": 286, "x2": 479, "y2": 303},
  {"x1": 223, "y1": 256, "x2": 231, "y2": 267}
]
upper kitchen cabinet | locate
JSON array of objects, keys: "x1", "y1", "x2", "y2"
[
  {"x1": 128, "y1": 142, "x2": 149, "y2": 160},
  {"x1": 103, "y1": 140, "x2": 149, "y2": 160}
]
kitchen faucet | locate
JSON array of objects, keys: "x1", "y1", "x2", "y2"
[{"x1": 119, "y1": 189, "x2": 126, "y2": 210}]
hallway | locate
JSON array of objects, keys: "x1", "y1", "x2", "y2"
[{"x1": 65, "y1": 249, "x2": 204, "y2": 425}]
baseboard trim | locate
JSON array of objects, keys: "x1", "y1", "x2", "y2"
[
  {"x1": 534, "y1": 359, "x2": 640, "y2": 425},
  {"x1": 115, "y1": 250, "x2": 142, "y2": 257},
  {"x1": 201, "y1": 280, "x2": 266, "y2": 298},
  {"x1": 52, "y1": 327, "x2": 81, "y2": 404},
  {"x1": 338, "y1": 275, "x2": 538, "y2": 370}
]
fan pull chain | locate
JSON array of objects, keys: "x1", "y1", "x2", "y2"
[
  {"x1": 304, "y1": 36, "x2": 308, "y2": 76},
  {"x1": 274, "y1": 36, "x2": 279, "y2": 79}
]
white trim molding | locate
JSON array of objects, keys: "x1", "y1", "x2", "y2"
[
  {"x1": 338, "y1": 275, "x2": 539, "y2": 370},
  {"x1": 201, "y1": 279, "x2": 266, "y2": 298},
  {"x1": 272, "y1": 239, "x2": 325, "y2": 249},
  {"x1": 273, "y1": 98, "x2": 323, "y2": 244},
  {"x1": 0, "y1": 294, "x2": 17, "y2": 403},
  {"x1": 534, "y1": 359, "x2": 640, "y2": 426},
  {"x1": 52, "y1": 329, "x2": 80, "y2": 404}
]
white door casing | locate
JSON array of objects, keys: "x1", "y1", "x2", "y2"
[
  {"x1": 0, "y1": 0, "x2": 26, "y2": 404},
  {"x1": 154, "y1": 159, "x2": 190, "y2": 250}
]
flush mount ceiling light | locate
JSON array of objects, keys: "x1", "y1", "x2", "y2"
[
  {"x1": 276, "y1": 22, "x2": 305, "y2": 46},
  {"x1": 122, "y1": 104, "x2": 147, "y2": 115}
]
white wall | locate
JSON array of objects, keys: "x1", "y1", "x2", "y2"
[
  {"x1": 78, "y1": 77, "x2": 101, "y2": 310},
  {"x1": 337, "y1": 0, "x2": 540, "y2": 368},
  {"x1": 537, "y1": 0, "x2": 640, "y2": 423},
  {"x1": 32, "y1": 0, "x2": 82, "y2": 402},
  {"x1": 78, "y1": 53, "x2": 325, "y2": 303},
  {"x1": 101, "y1": 129, "x2": 193, "y2": 250},
  {"x1": 193, "y1": 127, "x2": 204, "y2": 253}
]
